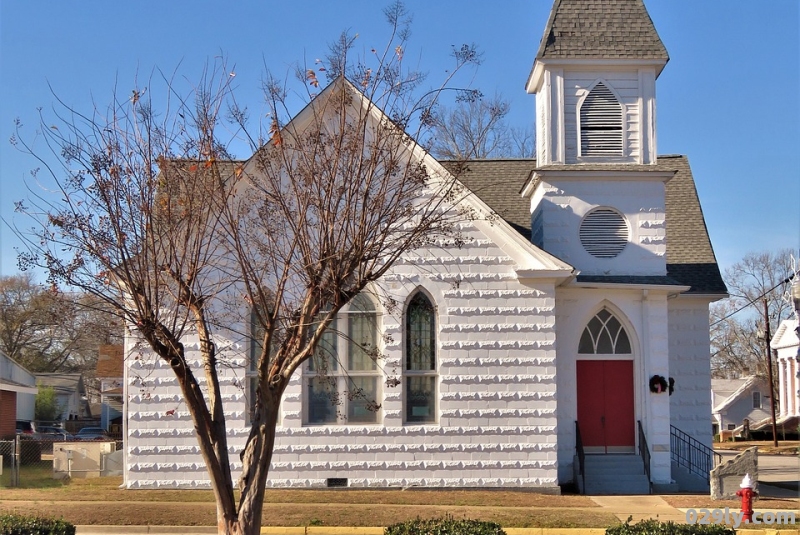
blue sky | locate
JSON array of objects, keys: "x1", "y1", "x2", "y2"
[{"x1": 1, "y1": 1, "x2": 798, "y2": 280}]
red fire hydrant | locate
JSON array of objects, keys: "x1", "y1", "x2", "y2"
[{"x1": 736, "y1": 473, "x2": 757, "y2": 523}]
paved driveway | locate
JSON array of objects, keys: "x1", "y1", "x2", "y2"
[{"x1": 717, "y1": 450, "x2": 799, "y2": 497}]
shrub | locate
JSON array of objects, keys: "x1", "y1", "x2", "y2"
[
  {"x1": 0, "y1": 514, "x2": 75, "y2": 535},
  {"x1": 385, "y1": 515, "x2": 506, "y2": 535},
  {"x1": 607, "y1": 517, "x2": 735, "y2": 535}
]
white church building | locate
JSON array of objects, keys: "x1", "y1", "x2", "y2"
[{"x1": 123, "y1": 0, "x2": 728, "y2": 493}]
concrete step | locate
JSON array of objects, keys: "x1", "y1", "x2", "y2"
[{"x1": 579, "y1": 455, "x2": 651, "y2": 495}]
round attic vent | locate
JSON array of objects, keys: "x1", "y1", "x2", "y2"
[{"x1": 580, "y1": 207, "x2": 629, "y2": 258}]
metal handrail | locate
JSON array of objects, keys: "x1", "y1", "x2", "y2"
[
  {"x1": 670, "y1": 425, "x2": 721, "y2": 483},
  {"x1": 575, "y1": 421, "x2": 586, "y2": 494},
  {"x1": 637, "y1": 420, "x2": 652, "y2": 487}
]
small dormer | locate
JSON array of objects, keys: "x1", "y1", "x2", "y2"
[{"x1": 527, "y1": 0, "x2": 669, "y2": 166}]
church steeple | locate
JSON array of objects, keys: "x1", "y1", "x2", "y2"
[
  {"x1": 534, "y1": 0, "x2": 668, "y2": 64},
  {"x1": 527, "y1": 0, "x2": 669, "y2": 166}
]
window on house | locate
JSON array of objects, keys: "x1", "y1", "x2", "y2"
[
  {"x1": 752, "y1": 391, "x2": 761, "y2": 409},
  {"x1": 304, "y1": 294, "x2": 380, "y2": 425},
  {"x1": 578, "y1": 308, "x2": 632, "y2": 354},
  {"x1": 727, "y1": 424, "x2": 736, "y2": 431},
  {"x1": 579, "y1": 82, "x2": 623, "y2": 157},
  {"x1": 405, "y1": 292, "x2": 437, "y2": 423}
]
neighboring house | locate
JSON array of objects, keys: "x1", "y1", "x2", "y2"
[
  {"x1": 711, "y1": 376, "x2": 771, "y2": 437},
  {"x1": 35, "y1": 373, "x2": 91, "y2": 421},
  {"x1": 770, "y1": 318, "x2": 800, "y2": 433},
  {"x1": 0, "y1": 351, "x2": 37, "y2": 437},
  {"x1": 124, "y1": 0, "x2": 727, "y2": 492},
  {"x1": 97, "y1": 345, "x2": 124, "y2": 433}
]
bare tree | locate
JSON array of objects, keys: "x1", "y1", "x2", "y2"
[
  {"x1": 0, "y1": 273, "x2": 120, "y2": 374},
  {"x1": 428, "y1": 94, "x2": 535, "y2": 159},
  {"x1": 11, "y1": 3, "x2": 479, "y2": 533},
  {"x1": 710, "y1": 248, "x2": 796, "y2": 379}
]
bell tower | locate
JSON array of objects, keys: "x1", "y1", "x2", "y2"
[
  {"x1": 523, "y1": 0, "x2": 675, "y2": 276},
  {"x1": 526, "y1": 0, "x2": 669, "y2": 166}
]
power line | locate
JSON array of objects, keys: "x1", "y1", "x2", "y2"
[{"x1": 710, "y1": 272, "x2": 796, "y2": 327}]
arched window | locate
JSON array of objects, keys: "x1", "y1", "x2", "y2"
[
  {"x1": 578, "y1": 308, "x2": 632, "y2": 354},
  {"x1": 405, "y1": 292, "x2": 437, "y2": 423},
  {"x1": 304, "y1": 294, "x2": 380, "y2": 425},
  {"x1": 579, "y1": 82, "x2": 623, "y2": 157}
]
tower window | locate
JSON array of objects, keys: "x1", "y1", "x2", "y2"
[
  {"x1": 579, "y1": 207, "x2": 629, "y2": 258},
  {"x1": 579, "y1": 82, "x2": 623, "y2": 157}
]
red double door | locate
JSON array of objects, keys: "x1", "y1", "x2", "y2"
[{"x1": 577, "y1": 360, "x2": 635, "y2": 453}]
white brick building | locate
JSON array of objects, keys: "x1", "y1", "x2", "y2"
[{"x1": 124, "y1": 0, "x2": 727, "y2": 493}]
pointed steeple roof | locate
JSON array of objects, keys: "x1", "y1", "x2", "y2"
[{"x1": 536, "y1": 0, "x2": 669, "y2": 61}]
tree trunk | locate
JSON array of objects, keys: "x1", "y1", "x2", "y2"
[{"x1": 220, "y1": 387, "x2": 282, "y2": 535}]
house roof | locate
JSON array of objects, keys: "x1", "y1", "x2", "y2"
[
  {"x1": 535, "y1": 0, "x2": 669, "y2": 62},
  {"x1": 35, "y1": 373, "x2": 84, "y2": 395},
  {"x1": 448, "y1": 156, "x2": 726, "y2": 295},
  {"x1": 771, "y1": 318, "x2": 799, "y2": 351},
  {"x1": 96, "y1": 344, "x2": 124, "y2": 378},
  {"x1": 711, "y1": 376, "x2": 764, "y2": 414}
]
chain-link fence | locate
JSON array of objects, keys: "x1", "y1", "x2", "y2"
[{"x1": 0, "y1": 436, "x2": 123, "y2": 488}]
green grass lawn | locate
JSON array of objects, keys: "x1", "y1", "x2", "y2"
[{"x1": 0, "y1": 459, "x2": 66, "y2": 489}]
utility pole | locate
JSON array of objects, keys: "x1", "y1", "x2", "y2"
[{"x1": 763, "y1": 299, "x2": 778, "y2": 447}]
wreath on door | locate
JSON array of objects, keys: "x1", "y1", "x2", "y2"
[{"x1": 649, "y1": 374, "x2": 668, "y2": 393}]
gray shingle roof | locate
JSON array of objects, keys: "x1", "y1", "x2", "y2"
[
  {"x1": 536, "y1": 0, "x2": 669, "y2": 61},
  {"x1": 446, "y1": 156, "x2": 726, "y2": 295},
  {"x1": 449, "y1": 159, "x2": 536, "y2": 241}
]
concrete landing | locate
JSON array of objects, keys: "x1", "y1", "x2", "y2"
[{"x1": 589, "y1": 495, "x2": 687, "y2": 523}]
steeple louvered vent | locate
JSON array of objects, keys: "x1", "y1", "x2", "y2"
[
  {"x1": 580, "y1": 83, "x2": 623, "y2": 157},
  {"x1": 580, "y1": 208, "x2": 629, "y2": 258}
]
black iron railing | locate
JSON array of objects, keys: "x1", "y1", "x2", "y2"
[
  {"x1": 670, "y1": 425, "x2": 721, "y2": 483},
  {"x1": 575, "y1": 420, "x2": 586, "y2": 494},
  {"x1": 637, "y1": 420, "x2": 651, "y2": 486}
]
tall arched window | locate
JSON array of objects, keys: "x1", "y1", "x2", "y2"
[
  {"x1": 304, "y1": 293, "x2": 380, "y2": 425},
  {"x1": 579, "y1": 82, "x2": 623, "y2": 157},
  {"x1": 578, "y1": 308, "x2": 632, "y2": 354},
  {"x1": 405, "y1": 292, "x2": 437, "y2": 423}
]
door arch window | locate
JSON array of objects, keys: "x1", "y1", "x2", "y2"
[{"x1": 578, "y1": 308, "x2": 631, "y2": 354}]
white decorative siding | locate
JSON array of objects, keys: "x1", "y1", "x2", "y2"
[
  {"x1": 125, "y1": 223, "x2": 561, "y2": 489},
  {"x1": 564, "y1": 71, "x2": 641, "y2": 163},
  {"x1": 539, "y1": 180, "x2": 666, "y2": 275},
  {"x1": 668, "y1": 298, "x2": 713, "y2": 448}
]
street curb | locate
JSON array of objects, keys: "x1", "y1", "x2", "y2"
[
  {"x1": 73, "y1": 528, "x2": 624, "y2": 535},
  {"x1": 73, "y1": 527, "x2": 800, "y2": 535}
]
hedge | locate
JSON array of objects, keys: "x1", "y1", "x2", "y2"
[
  {"x1": 385, "y1": 515, "x2": 506, "y2": 535},
  {"x1": 607, "y1": 517, "x2": 735, "y2": 535},
  {"x1": 0, "y1": 514, "x2": 75, "y2": 535}
]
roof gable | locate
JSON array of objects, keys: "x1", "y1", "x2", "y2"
[
  {"x1": 771, "y1": 318, "x2": 799, "y2": 350},
  {"x1": 241, "y1": 80, "x2": 574, "y2": 278},
  {"x1": 712, "y1": 375, "x2": 765, "y2": 413},
  {"x1": 536, "y1": 0, "x2": 669, "y2": 62}
]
